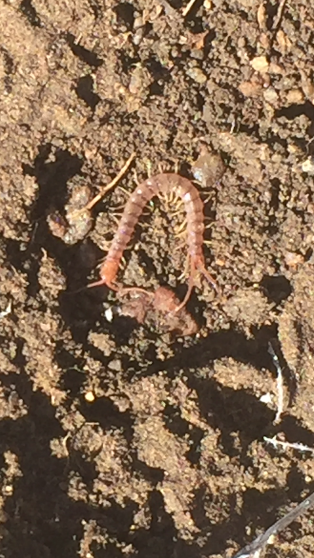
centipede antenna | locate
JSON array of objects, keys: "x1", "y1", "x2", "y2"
[{"x1": 87, "y1": 278, "x2": 119, "y2": 291}]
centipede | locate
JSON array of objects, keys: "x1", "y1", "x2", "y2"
[{"x1": 89, "y1": 173, "x2": 217, "y2": 311}]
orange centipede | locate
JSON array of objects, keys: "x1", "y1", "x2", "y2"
[{"x1": 89, "y1": 173, "x2": 216, "y2": 311}]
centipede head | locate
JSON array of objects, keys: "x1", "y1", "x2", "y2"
[{"x1": 88, "y1": 258, "x2": 120, "y2": 291}]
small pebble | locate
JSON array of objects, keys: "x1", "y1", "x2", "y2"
[
  {"x1": 104, "y1": 307, "x2": 114, "y2": 322},
  {"x1": 192, "y1": 149, "x2": 225, "y2": 187},
  {"x1": 85, "y1": 391, "x2": 95, "y2": 403},
  {"x1": 250, "y1": 55, "x2": 269, "y2": 73},
  {"x1": 301, "y1": 157, "x2": 314, "y2": 175},
  {"x1": 47, "y1": 185, "x2": 93, "y2": 245},
  {"x1": 263, "y1": 87, "x2": 279, "y2": 105},
  {"x1": 186, "y1": 67, "x2": 207, "y2": 84},
  {"x1": 108, "y1": 359, "x2": 122, "y2": 372},
  {"x1": 286, "y1": 89, "x2": 304, "y2": 104}
]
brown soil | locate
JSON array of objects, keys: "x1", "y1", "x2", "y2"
[{"x1": 1, "y1": 1, "x2": 314, "y2": 557}]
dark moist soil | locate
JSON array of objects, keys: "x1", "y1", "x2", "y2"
[{"x1": 1, "y1": 1, "x2": 314, "y2": 557}]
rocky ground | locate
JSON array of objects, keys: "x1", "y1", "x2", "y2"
[{"x1": 1, "y1": 1, "x2": 314, "y2": 557}]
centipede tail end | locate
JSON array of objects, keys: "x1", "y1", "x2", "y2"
[{"x1": 196, "y1": 260, "x2": 219, "y2": 294}]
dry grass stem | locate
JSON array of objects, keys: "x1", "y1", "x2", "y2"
[
  {"x1": 232, "y1": 490, "x2": 314, "y2": 558},
  {"x1": 86, "y1": 152, "x2": 136, "y2": 211},
  {"x1": 264, "y1": 436, "x2": 314, "y2": 455},
  {"x1": 268, "y1": 342, "x2": 284, "y2": 424}
]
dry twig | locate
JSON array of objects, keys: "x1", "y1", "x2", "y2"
[
  {"x1": 264, "y1": 436, "x2": 314, "y2": 455},
  {"x1": 268, "y1": 342, "x2": 284, "y2": 424},
  {"x1": 85, "y1": 152, "x2": 136, "y2": 211},
  {"x1": 232, "y1": 490, "x2": 314, "y2": 558},
  {"x1": 272, "y1": 0, "x2": 288, "y2": 30},
  {"x1": 182, "y1": 0, "x2": 201, "y2": 17}
]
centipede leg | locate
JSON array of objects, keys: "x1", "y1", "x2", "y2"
[
  {"x1": 177, "y1": 252, "x2": 190, "y2": 281},
  {"x1": 171, "y1": 258, "x2": 197, "y2": 313},
  {"x1": 174, "y1": 218, "x2": 187, "y2": 237}
]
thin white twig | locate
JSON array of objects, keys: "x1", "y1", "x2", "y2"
[
  {"x1": 268, "y1": 342, "x2": 284, "y2": 424},
  {"x1": 182, "y1": 0, "x2": 201, "y2": 17},
  {"x1": 264, "y1": 436, "x2": 314, "y2": 455}
]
